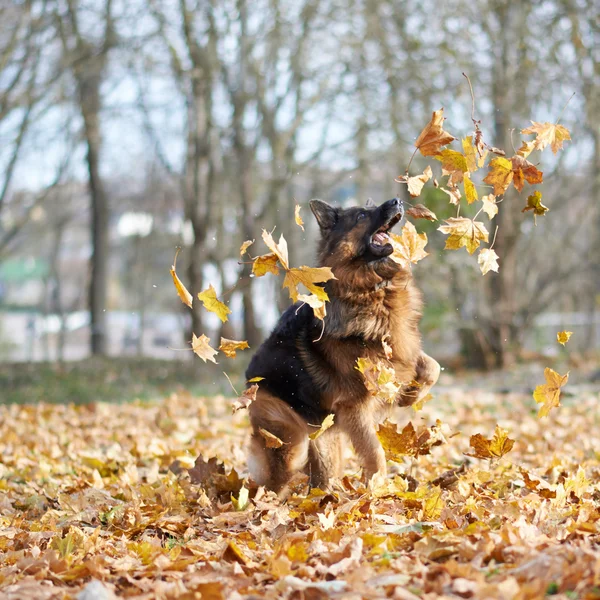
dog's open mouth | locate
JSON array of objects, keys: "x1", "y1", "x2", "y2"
[{"x1": 369, "y1": 211, "x2": 403, "y2": 255}]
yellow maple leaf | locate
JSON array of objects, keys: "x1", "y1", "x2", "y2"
[
  {"x1": 462, "y1": 136, "x2": 478, "y2": 172},
  {"x1": 294, "y1": 205, "x2": 304, "y2": 231},
  {"x1": 262, "y1": 230, "x2": 289, "y2": 269},
  {"x1": 516, "y1": 140, "x2": 536, "y2": 159},
  {"x1": 252, "y1": 253, "x2": 280, "y2": 277},
  {"x1": 414, "y1": 108, "x2": 456, "y2": 157},
  {"x1": 468, "y1": 425, "x2": 515, "y2": 459},
  {"x1": 191, "y1": 333, "x2": 218, "y2": 363},
  {"x1": 197, "y1": 285, "x2": 231, "y2": 323},
  {"x1": 511, "y1": 155, "x2": 543, "y2": 192},
  {"x1": 406, "y1": 203, "x2": 438, "y2": 222},
  {"x1": 377, "y1": 420, "x2": 446, "y2": 461},
  {"x1": 232, "y1": 384, "x2": 258, "y2": 414},
  {"x1": 297, "y1": 293, "x2": 327, "y2": 321},
  {"x1": 533, "y1": 368, "x2": 569, "y2": 417},
  {"x1": 218, "y1": 338, "x2": 249, "y2": 358},
  {"x1": 440, "y1": 185, "x2": 461, "y2": 205},
  {"x1": 438, "y1": 217, "x2": 489, "y2": 255},
  {"x1": 483, "y1": 157, "x2": 513, "y2": 195},
  {"x1": 390, "y1": 221, "x2": 429, "y2": 268},
  {"x1": 395, "y1": 165, "x2": 433, "y2": 198},
  {"x1": 434, "y1": 149, "x2": 468, "y2": 185},
  {"x1": 556, "y1": 331, "x2": 573, "y2": 346},
  {"x1": 478, "y1": 248, "x2": 499, "y2": 276},
  {"x1": 308, "y1": 414, "x2": 335, "y2": 441},
  {"x1": 463, "y1": 173, "x2": 478, "y2": 204},
  {"x1": 481, "y1": 194, "x2": 498, "y2": 219},
  {"x1": 521, "y1": 121, "x2": 571, "y2": 154},
  {"x1": 239, "y1": 240, "x2": 254, "y2": 256},
  {"x1": 521, "y1": 190, "x2": 549, "y2": 224},
  {"x1": 258, "y1": 428, "x2": 285, "y2": 448},
  {"x1": 356, "y1": 357, "x2": 401, "y2": 403},
  {"x1": 282, "y1": 266, "x2": 335, "y2": 303},
  {"x1": 170, "y1": 249, "x2": 193, "y2": 309}
]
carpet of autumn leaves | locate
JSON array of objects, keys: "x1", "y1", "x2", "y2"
[{"x1": 1, "y1": 382, "x2": 600, "y2": 600}]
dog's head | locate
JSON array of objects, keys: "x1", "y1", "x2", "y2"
[{"x1": 310, "y1": 198, "x2": 404, "y2": 276}]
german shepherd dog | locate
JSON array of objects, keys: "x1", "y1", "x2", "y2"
[{"x1": 245, "y1": 198, "x2": 440, "y2": 493}]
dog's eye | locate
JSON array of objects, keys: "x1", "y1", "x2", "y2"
[{"x1": 356, "y1": 212, "x2": 366, "y2": 221}]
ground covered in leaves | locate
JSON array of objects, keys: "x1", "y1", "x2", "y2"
[{"x1": 1, "y1": 382, "x2": 600, "y2": 599}]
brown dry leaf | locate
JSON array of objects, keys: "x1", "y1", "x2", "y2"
[
  {"x1": 462, "y1": 136, "x2": 478, "y2": 172},
  {"x1": 262, "y1": 229, "x2": 289, "y2": 269},
  {"x1": 395, "y1": 166, "x2": 433, "y2": 198},
  {"x1": 478, "y1": 248, "x2": 499, "y2": 276},
  {"x1": 511, "y1": 155, "x2": 543, "y2": 192},
  {"x1": 191, "y1": 333, "x2": 218, "y2": 363},
  {"x1": 258, "y1": 428, "x2": 285, "y2": 448},
  {"x1": 481, "y1": 194, "x2": 498, "y2": 219},
  {"x1": 252, "y1": 253, "x2": 280, "y2": 277},
  {"x1": 308, "y1": 414, "x2": 335, "y2": 441},
  {"x1": 218, "y1": 338, "x2": 250, "y2": 358},
  {"x1": 521, "y1": 191, "x2": 549, "y2": 223},
  {"x1": 232, "y1": 384, "x2": 259, "y2": 414},
  {"x1": 406, "y1": 203, "x2": 438, "y2": 222},
  {"x1": 440, "y1": 185, "x2": 461, "y2": 205},
  {"x1": 463, "y1": 173, "x2": 478, "y2": 204},
  {"x1": 414, "y1": 108, "x2": 456, "y2": 156},
  {"x1": 521, "y1": 121, "x2": 571, "y2": 154},
  {"x1": 377, "y1": 420, "x2": 447, "y2": 461},
  {"x1": 390, "y1": 221, "x2": 429, "y2": 268},
  {"x1": 557, "y1": 331, "x2": 573, "y2": 346},
  {"x1": 197, "y1": 285, "x2": 231, "y2": 323},
  {"x1": 434, "y1": 149, "x2": 468, "y2": 185},
  {"x1": 533, "y1": 368, "x2": 569, "y2": 417},
  {"x1": 483, "y1": 157, "x2": 513, "y2": 195},
  {"x1": 170, "y1": 249, "x2": 193, "y2": 309},
  {"x1": 438, "y1": 217, "x2": 489, "y2": 255},
  {"x1": 468, "y1": 425, "x2": 515, "y2": 459},
  {"x1": 239, "y1": 239, "x2": 254, "y2": 256},
  {"x1": 294, "y1": 205, "x2": 305, "y2": 231}
]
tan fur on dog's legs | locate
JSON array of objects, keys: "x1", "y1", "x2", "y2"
[
  {"x1": 306, "y1": 429, "x2": 344, "y2": 489},
  {"x1": 336, "y1": 400, "x2": 386, "y2": 483},
  {"x1": 397, "y1": 352, "x2": 441, "y2": 407}
]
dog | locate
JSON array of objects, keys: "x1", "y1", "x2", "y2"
[{"x1": 245, "y1": 198, "x2": 440, "y2": 493}]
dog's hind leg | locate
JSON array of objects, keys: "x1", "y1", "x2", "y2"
[
  {"x1": 248, "y1": 391, "x2": 309, "y2": 494},
  {"x1": 306, "y1": 429, "x2": 344, "y2": 489}
]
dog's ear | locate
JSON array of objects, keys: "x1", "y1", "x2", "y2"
[
  {"x1": 309, "y1": 200, "x2": 337, "y2": 230},
  {"x1": 365, "y1": 197, "x2": 376, "y2": 208}
]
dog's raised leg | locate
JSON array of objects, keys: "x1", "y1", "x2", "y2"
[{"x1": 396, "y1": 352, "x2": 441, "y2": 407}]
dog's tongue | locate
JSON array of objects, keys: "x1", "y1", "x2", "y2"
[{"x1": 373, "y1": 231, "x2": 390, "y2": 246}]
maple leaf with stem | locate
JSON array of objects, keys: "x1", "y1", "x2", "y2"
[
  {"x1": 170, "y1": 248, "x2": 193, "y2": 309},
  {"x1": 197, "y1": 285, "x2": 231, "y2": 323},
  {"x1": 483, "y1": 157, "x2": 513, "y2": 195},
  {"x1": 438, "y1": 217, "x2": 489, "y2": 255},
  {"x1": 478, "y1": 248, "x2": 499, "y2": 275},
  {"x1": 218, "y1": 338, "x2": 249, "y2": 358},
  {"x1": 511, "y1": 155, "x2": 543, "y2": 192},
  {"x1": 390, "y1": 221, "x2": 429, "y2": 268},
  {"x1": 556, "y1": 331, "x2": 573, "y2": 346},
  {"x1": 468, "y1": 425, "x2": 515, "y2": 459},
  {"x1": 295, "y1": 205, "x2": 304, "y2": 231},
  {"x1": 406, "y1": 203, "x2": 438, "y2": 222},
  {"x1": 414, "y1": 109, "x2": 456, "y2": 157},
  {"x1": 252, "y1": 253, "x2": 280, "y2": 277},
  {"x1": 521, "y1": 121, "x2": 571, "y2": 154},
  {"x1": 191, "y1": 333, "x2": 218, "y2": 363},
  {"x1": 533, "y1": 368, "x2": 569, "y2": 417},
  {"x1": 395, "y1": 165, "x2": 433, "y2": 198}
]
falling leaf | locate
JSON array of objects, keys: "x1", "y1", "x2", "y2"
[
  {"x1": 521, "y1": 191, "x2": 549, "y2": 223},
  {"x1": 232, "y1": 384, "x2": 259, "y2": 413},
  {"x1": 511, "y1": 155, "x2": 543, "y2": 192},
  {"x1": 521, "y1": 121, "x2": 571, "y2": 154},
  {"x1": 381, "y1": 334, "x2": 393, "y2": 360},
  {"x1": 390, "y1": 221, "x2": 429, "y2": 268},
  {"x1": 406, "y1": 203, "x2": 438, "y2": 221},
  {"x1": 440, "y1": 185, "x2": 461, "y2": 205},
  {"x1": 197, "y1": 285, "x2": 231, "y2": 323},
  {"x1": 191, "y1": 333, "x2": 218, "y2": 363},
  {"x1": 483, "y1": 157, "x2": 513, "y2": 195},
  {"x1": 258, "y1": 428, "x2": 285, "y2": 448},
  {"x1": 414, "y1": 108, "x2": 456, "y2": 157},
  {"x1": 462, "y1": 136, "x2": 478, "y2": 172},
  {"x1": 239, "y1": 239, "x2": 254, "y2": 256},
  {"x1": 516, "y1": 140, "x2": 536, "y2": 159},
  {"x1": 297, "y1": 293, "x2": 327, "y2": 321},
  {"x1": 434, "y1": 149, "x2": 468, "y2": 185},
  {"x1": 170, "y1": 249, "x2": 193, "y2": 309},
  {"x1": 247, "y1": 376, "x2": 265, "y2": 383},
  {"x1": 262, "y1": 230, "x2": 289, "y2": 269},
  {"x1": 533, "y1": 368, "x2": 569, "y2": 417},
  {"x1": 308, "y1": 414, "x2": 335, "y2": 441},
  {"x1": 219, "y1": 338, "x2": 250, "y2": 358},
  {"x1": 252, "y1": 253, "x2": 280, "y2": 277},
  {"x1": 282, "y1": 266, "x2": 335, "y2": 303},
  {"x1": 481, "y1": 194, "x2": 498, "y2": 219},
  {"x1": 438, "y1": 218, "x2": 489, "y2": 255},
  {"x1": 557, "y1": 331, "x2": 573, "y2": 346},
  {"x1": 295, "y1": 205, "x2": 305, "y2": 231},
  {"x1": 356, "y1": 357, "x2": 401, "y2": 403},
  {"x1": 478, "y1": 248, "x2": 499, "y2": 275},
  {"x1": 468, "y1": 425, "x2": 515, "y2": 459},
  {"x1": 377, "y1": 420, "x2": 447, "y2": 461},
  {"x1": 463, "y1": 173, "x2": 478, "y2": 204},
  {"x1": 395, "y1": 166, "x2": 433, "y2": 198}
]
